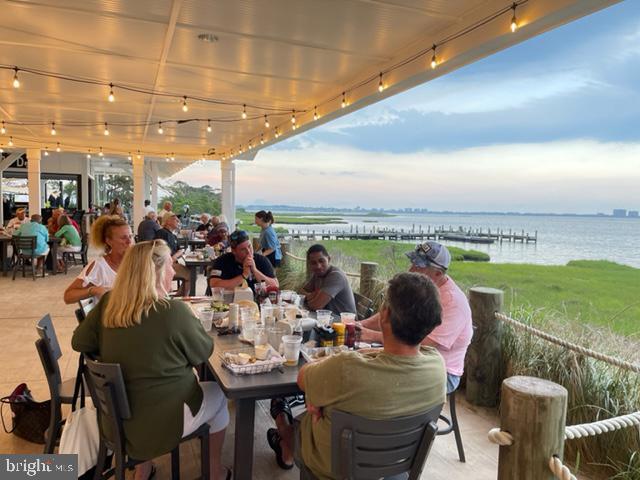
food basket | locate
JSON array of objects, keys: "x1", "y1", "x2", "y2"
[
  {"x1": 301, "y1": 345, "x2": 349, "y2": 363},
  {"x1": 219, "y1": 347, "x2": 284, "y2": 375}
]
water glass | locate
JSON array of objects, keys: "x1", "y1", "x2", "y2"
[
  {"x1": 261, "y1": 305, "x2": 276, "y2": 327},
  {"x1": 243, "y1": 321, "x2": 257, "y2": 342},
  {"x1": 254, "y1": 326, "x2": 268, "y2": 346},
  {"x1": 340, "y1": 312, "x2": 356, "y2": 325},
  {"x1": 282, "y1": 335, "x2": 303, "y2": 366},
  {"x1": 316, "y1": 309, "x2": 333, "y2": 327},
  {"x1": 284, "y1": 305, "x2": 298, "y2": 323},
  {"x1": 212, "y1": 287, "x2": 224, "y2": 302},
  {"x1": 267, "y1": 323, "x2": 291, "y2": 351}
]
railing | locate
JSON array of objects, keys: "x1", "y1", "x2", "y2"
[{"x1": 465, "y1": 288, "x2": 639, "y2": 480}]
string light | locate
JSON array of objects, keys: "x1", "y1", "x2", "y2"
[
  {"x1": 98, "y1": 147, "x2": 103, "y2": 157},
  {"x1": 12, "y1": 67, "x2": 20, "y2": 88},
  {"x1": 56, "y1": 142, "x2": 61, "y2": 152},
  {"x1": 206, "y1": 120, "x2": 212, "y2": 133},
  {"x1": 108, "y1": 83, "x2": 115, "y2": 102},
  {"x1": 378, "y1": 73, "x2": 385, "y2": 92},
  {"x1": 157, "y1": 122, "x2": 164, "y2": 134},
  {"x1": 181, "y1": 96, "x2": 189, "y2": 112},
  {"x1": 274, "y1": 127, "x2": 279, "y2": 138},
  {"x1": 87, "y1": 150, "x2": 92, "y2": 159},
  {"x1": 291, "y1": 110, "x2": 296, "y2": 124},
  {"x1": 1, "y1": 121, "x2": 5, "y2": 134},
  {"x1": 0, "y1": 147, "x2": 3, "y2": 153},
  {"x1": 292, "y1": 124, "x2": 297, "y2": 131},
  {"x1": 510, "y1": 3, "x2": 518, "y2": 32},
  {"x1": 103, "y1": 122, "x2": 110, "y2": 136},
  {"x1": 431, "y1": 45, "x2": 438, "y2": 69},
  {"x1": 260, "y1": 134, "x2": 265, "y2": 145},
  {"x1": 264, "y1": 115, "x2": 269, "y2": 128},
  {"x1": 8, "y1": 137, "x2": 13, "y2": 146},
  {"x1": 313, "y1": 106, "x2": 319, "y2": 121},
  {"x1": 242, "y1": 104, "x2": 247, "y2": 119},
  {"x1": 127, "y1": 152, "x2": 132, "y2": 160},
  {"x1": 341, "y1": 92, "x2": 347, "y2": 108},
  {"x1": 43, "y1": 148, "x2": 49, "y2": 156},
  {"x1": 137, "y1": 151, "x2": 141, "y2": 159},
  {"x1": 50, "y1": 122, "x2": 57, "y2": 136},
  {"x1": 170, "y1": 153, "x2": 175, "y2": 161}
]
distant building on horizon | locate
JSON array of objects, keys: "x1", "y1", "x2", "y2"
[
  {"x1": 628, "y1": 210, "x2": 639, "y2": 218},
  {"x1": 613, "y1": 209, "x2": 627, "y2": 217}
]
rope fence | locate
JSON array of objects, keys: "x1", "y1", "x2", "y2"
[
  {"x1": 564, "y1": 411, "x2": 640, "y2": 440},
  {"x1": 495, "y1": 312, "x2": 640, "y2": 374}
]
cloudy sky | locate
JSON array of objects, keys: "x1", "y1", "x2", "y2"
[{"x1": 172, "y1": 1, "x2": 640, "y2": 214}]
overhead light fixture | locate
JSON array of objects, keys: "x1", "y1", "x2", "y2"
[
  {"x1": 56, "y1": 142, "x2": 61, "y2": 152},
  {"x1": 158, "y1": 122, "x2": 164, "y2": 134},
  {"x1": 12, "y1": 67, "x2": 20, "y2": 88},
  {"x1": 170, "y1": 154, "x2": 175, "y2": 161},
  {"x1": 242, "y1": 104, "x2": 247, "y2": 119},
  {"x1": 291, "y1": 110, "x2": 296, "y2": 124},
  {"x1": 0, "y1": 121, "x2": 5, "y2": 134},
  {"x1": 341, "y1": 92, "x2": 347, "y2": 108},
  {"x1": 103, "y1": 122, "x2": 110, "y2": 136},
  {"x1": 264, "y1": 115, "x2": 269, "y2": 128},
  {"x1": 431, "y1": 45, "x2": 438, "y2": 69},
  {"x1": 510, "y1": 3, "x2": 518, "y2": 32},
  {"x1": 108, "y1": 83, "x2": 115, "y2": 102},
  {"x1": 44, "y1": 148, "x2": 49, "y2": 156},
  {"x1": 206, "y1": 120, "x2": 212, "y2": 133},
  {"x1": 127, "y1": 152, "x2": 132, "y2": 160},
  {"x1": 87, "y1": 150, "x2": 92, "y2": 159},
  {"x1": 313, "y1": 106, "x2": 319, "y2": 121},
  {"x1": 378, "y1": 73, "x2": 385, "y2": 92},
  {"x1": 8, "y1": 137, "x2": 13, "y2": 146},
  {"x1": 50, "y1": 122, "x2": 57, "y2": 136},
  {"x1": 98, "y1": 147, "x2": 104, "y2": 157},
  {"x1": 260, "y1": 134, "x2": 265, "y2": 145},
  {"x1": 197, "y1": 33, "x2": 219, "y2": 43},
  {"x1": 182, "y1": 96, "x2": 189, "y2": 112}
]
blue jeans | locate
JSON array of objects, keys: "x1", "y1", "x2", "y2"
[{"x1": 447, "y1": 373, "x2": 461, "y2": 394}]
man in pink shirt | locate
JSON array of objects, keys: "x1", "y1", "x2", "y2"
[{"x1": 360, "y1": 241, "x2": 473, "y2": 393}]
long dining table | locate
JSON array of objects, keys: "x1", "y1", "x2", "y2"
[{"x1": 206, "y1": 330, "x2": 305, "y2": 480}]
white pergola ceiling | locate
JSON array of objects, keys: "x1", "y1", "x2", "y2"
[{"x1": 0, "y1": 0, "x2": 620, "y2": 176}]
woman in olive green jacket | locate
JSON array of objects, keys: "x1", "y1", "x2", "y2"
[{"x1": 73, "y1": 240, "x2": 230, "y2": 480}]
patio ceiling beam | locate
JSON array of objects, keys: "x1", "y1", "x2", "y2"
[{"x1": 0, "y1": 149, "x2": 26, "y2": 171}]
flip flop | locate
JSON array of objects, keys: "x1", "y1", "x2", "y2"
[{"x1": 267, "y1": 428, "x2": 294, "y2": 470}]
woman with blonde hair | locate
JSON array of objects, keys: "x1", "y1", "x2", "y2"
[
  {"x1": 63, "y1": 215, "x2": 132, "y2": 304},
  {"x1": 72, "y1": 240, "x2": 230, "y2": 480}
]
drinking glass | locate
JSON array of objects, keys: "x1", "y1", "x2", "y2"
[
  {"x1": 253, "y1": 326, "x2": 267, "y2": 346},
  {"x1": 340, "y1": 312, "x2": 356, "y2": 325},
  {"x1": 243, "y1": 321, "x2": 257, "y2": 342},
  {"x1": 284, "y1": 305, "x2": 298, "y2": 324},
  {"x1": 316, "y1": 310, "x2": 333, "y2": 327},
  {"x1": 282, "y1": 335, "x2": 303, "y2": 366},
  {"x1": 267, "y1": 323, "x2": 291, "y2": 351},
  {"x1": 212, "y1": 287, "x2": 224, "y2": 302},
  {"x1": 261, "y1": 305, "x2": 276, "y2": 327}
]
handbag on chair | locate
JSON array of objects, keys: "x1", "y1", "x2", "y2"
[{"x1": 1, "y1": 383, "x2": 51, "y2": 444}]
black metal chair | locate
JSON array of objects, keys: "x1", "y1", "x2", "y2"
[
  {"x1": 62, "y1": 233, "x2": 89, "y2": 268},
  {"x1": 298, "y1": 404, "x2": 442, "y2": 480},
  {"x1": 84, "y1": 358, "x2": 211, "y2": 480},
  {"x1": 75, "y1": 297, "x2": 97, "y2": 324},
  {"x1": 354, "y1": 292, "x2": 374, "y2": 320},
  {"x1": 436, "y1": 390, "x2": 466, "y2": 462},
  {"x1": 12, "y1": 236, "x2": 47, "y2": 280},
  {"x1": 34, "y1": 314, "x2": 78, "y2": 453}
]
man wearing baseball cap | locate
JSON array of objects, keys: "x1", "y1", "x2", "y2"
[
  {"x1": 360, "y1": 240, "x2": 473, "y2": 394},
  {"x1": 5, "y1": 207, "x2": 29, "y2": 235}
]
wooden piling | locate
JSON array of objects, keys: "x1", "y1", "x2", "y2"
[
  {"x1": 359, "y1": 262, "x2": 378, "y2": 299},
  {"x1": 280, "y1": 242, "x2": 289, "y2": 267},
  {"x1": 498, "y1": 376, "x2": 568, "y2": 480},
  {"x1": 465, "y1": 287, "x2": 504, "y2": 407}
]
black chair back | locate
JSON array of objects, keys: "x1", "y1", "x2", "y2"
[
  {"x1": 36, "y1": 314, "x2": 62, "y2": 364},
  {"x1": 13, "y1": 236, "x2": 37, "y2": 256},
  {"x1": 354, "y1": 292, "x2": 374, "y2": 320},
  {"x1": 79, "y1": 296, "x2": 97, "y2": 317},
  {"x1": 330, "y1": 404, "x2": 442, "y2": 480},
  {"x1": 84, "y1": 358, "x2": 131, "y2": 456}
]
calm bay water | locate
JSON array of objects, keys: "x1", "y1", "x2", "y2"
[{"x1": 281, "y1": 213, "x2": 640, "y2": 268}]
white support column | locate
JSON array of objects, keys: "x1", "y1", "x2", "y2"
[
  {"x1": 81, "y1": 156, "x2": 90, "y2": 210},
  {"x1": 26, "y1": 149, "x2": 42, "y2": 216},
  {"x1": 220, "y1": 159, "x2": 236, "y2": 230},
  {"x1": 132, "y1": 155, "x2": 145, "y2": 227},
  {"x1": 151, "y1": 162, "x2": 159, "y2": 210}
]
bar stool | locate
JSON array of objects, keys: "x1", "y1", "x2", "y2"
[{"x1": 436, "y1": 390, "x2": 466, "y2": 462}]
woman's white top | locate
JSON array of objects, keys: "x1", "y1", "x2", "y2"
[{"x1": 77, "y1": 256, "x2": 117, "y2": 302}]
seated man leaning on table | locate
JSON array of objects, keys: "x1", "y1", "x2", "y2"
[
  {"x1": 5, "y1": 207, "x2": 29, "y2": 235},
  {"x1": 267, "y1": 272, "x2": 446, "y2": 477},
  {"x1": 209, "y1": 230, "x2": 278, "y2": 292},
  {"x1": 301, "y1": 244, "x2": 356, "y2": 316},
  {"x1": 359, "y1": 241, "x2": 473, "y2": 394}
]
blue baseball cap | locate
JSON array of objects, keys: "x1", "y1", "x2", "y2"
[{"x1": 405, "y1": 241, "x2": 451, "y2": 270}]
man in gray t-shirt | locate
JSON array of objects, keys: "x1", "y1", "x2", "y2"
[{"x1": 302, "y1": 244, "x2": 357, "y2": 316}]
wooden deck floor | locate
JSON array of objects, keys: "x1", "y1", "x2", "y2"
[{"x1": 0, "y1": 263, "x2": 503, "y2": 479}]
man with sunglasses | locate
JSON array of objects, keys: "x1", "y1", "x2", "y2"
[
  {"x1": 359, "y1": 241, "x2": 472, "y2": 394},
  {"x1": 209, "y1": 230, "x2": 278, "y2": 292}
]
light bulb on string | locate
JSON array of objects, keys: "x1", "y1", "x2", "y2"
[
  {"x1": 274, "y1": 127, "x2": 279, "y2": 138},
  {"x1": 127, "y1": 152, "x2": 132, "y2": 161},
  {"x1": 0, "y1": 147, "x2": 3, "y2": 153},
  {"x1": 242, "y1": 104, "x2": 247, "y2": 119},
  {"x1": 12, "y1": 67, "x2": 20, "y2": 88},
  {"x1": 99, "y1": 147, "x2": 103, "y2": 157},
  {"x1": 87, "y1": 150, "x2": 92, "y2": 159},
  {"x1": 431, "y1": 45, "x2": 438, "y2": 69},
  {"x1": 44, "y1": 148, "x2": 49, "y2": 156},
  {"x1": 260, "y1": 134, "x2": 265, "y2": 145},
  {"x1": 56, "y1": 142, "x2": 61, "y2": 153},
  {"x1": 291, "y1": 110, "x2": 296, "y2": 124},
  {"x1": 8, "y1": 136, "x2": 14, "y2": 147},
  {"x1": 292, "y1": 124, "x2": 297, "y2": 131},
  {"x1": 170, "y1": 153, "x2": 175, "y2": 161},
  {"x1": 378, "y1": 73, "x2": 385, "y2": 92},
  {"x1": 1, "y1": 121, "x2": 5, "y2": 134},
  {"x1": 206, "y1": 120, "x2": 212, "y2": 133},
  {"x1": 158, "y1": 122, "x2": 164, "y2": 135},
  {"x1": 182, "y1": 96, "x2": 189, "y2": 112},
  {"x1": 341, "y1": 92, "x2": 347, "y2": 108},
  {"x1": 50, "y1": 122, "x2": 57, "y2": 136},
  {"x1": 108, "y1": 83, "x2": 115, "y2": 102},
  {"x1": 510, "y1": 3, "x2": 518, "y2": 32},
  {"x1": 313, "y1": 106, "x2": 319, "y2": 121},
  {"x1": 264, "y1": 115, "x2": 269, "y2": 128},
  {"x1": 137, "y1": 151, "x2": 141, "y2": 159},
  {"x1": 103, "y1": 122, "x2": 110, "y2": 136}
]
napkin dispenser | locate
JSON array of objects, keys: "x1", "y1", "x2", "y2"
[{"x1": 233, "y1": 287, "x2": 254, "y2": 303}]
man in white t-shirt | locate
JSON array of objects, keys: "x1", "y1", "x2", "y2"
[{"x1": 5, "y1": 208, "x2": 29, "y2": 235}]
